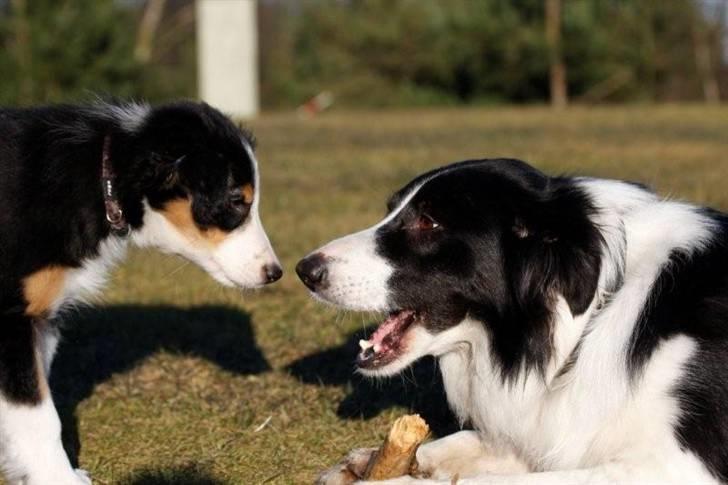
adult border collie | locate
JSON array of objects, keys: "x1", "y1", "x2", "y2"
[
  {"x1": 297, "y1": 159, "x2": 728, "y2": 484},
  {"x1": 0, "y1": 100, "x2": 281, "y2": 484}
]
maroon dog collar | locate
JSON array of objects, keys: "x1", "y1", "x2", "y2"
[{"x1": 101, "y1": 135, "x2": 129, "y2": 237}]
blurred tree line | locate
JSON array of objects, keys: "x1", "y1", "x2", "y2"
[
  {"x1": 0, "y1": 0, "x2": 197, "y2": 105},
  {"x1": 261, "y1": 0, "x2": 727, "y2": 106},
  {"x1": 0, "y1": 0, "x2": 725, "y2": 107}
]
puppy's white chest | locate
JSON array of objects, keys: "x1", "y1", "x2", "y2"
[{"x1": 53, "y1": 238, "x2": 127, "y2": 316}]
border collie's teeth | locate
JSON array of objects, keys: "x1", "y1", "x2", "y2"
[
  {"x1": 359, "y1": 339, "x2": 374, "y2": 351},
  {"x1": 373, "y1": 343, "x2": 382, "y2": 353}
]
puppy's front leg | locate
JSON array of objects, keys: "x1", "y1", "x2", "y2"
[
  {"x1": 414, "y1": 430, "x2": 528, "y2": 480},
  {"x1": 0, "y1": 315, "x2": 90, "y2": 485}
]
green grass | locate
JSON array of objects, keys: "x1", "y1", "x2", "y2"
[{"x1": 47, "y1": 105, "x2": 728, "y2": 484}]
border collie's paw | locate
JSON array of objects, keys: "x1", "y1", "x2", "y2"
[
  {"x1": 74, "y1": 468, "x2": 92, "y2": 485},
  {"x1": 357, "y1": 478, "x2": 424, "y2": 485},
  {"x1": 24, "y1": 469, "x2": 91, "y2": 485},
  {"x1": 316, "y1": 448, "x2": 378, "y2": 485}
]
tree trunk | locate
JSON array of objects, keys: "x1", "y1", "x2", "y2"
[
  {"x1": 545, "y1": 0, "x2": 567, "y2": 108},
  {"x1": 135, "y1": 0, "x2": 168, "y2": 64},
  {"x1": 10, "y1": 0, "x2": 33, "y2": 104},
  {"x1": 692, "y1": 13, "x2": 720, "y2": 104}
]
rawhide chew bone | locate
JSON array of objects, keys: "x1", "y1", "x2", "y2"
[{"x1": 365, "y1": 414, "x2": 430, "y2": 480}]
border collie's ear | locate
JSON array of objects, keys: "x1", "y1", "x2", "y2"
[
  {"x1": 512, "y1": 217, "x2": 558, "y2": 243},
  {"x1": 510, "y1": 187, "x2": 602, "y2": 317},
  {"x1": 543, "y1": 232, "x2": 558, "y2": 244},
  {"x1": 512, "y1": 218, "x2": 530, "y2": 239}
]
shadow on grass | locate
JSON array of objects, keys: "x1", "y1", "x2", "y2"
[
  {"x1": 286, "y1": 325, "x2": 460, "y2": 438},
  {"x1": 50, "y1": 304, "x2": 270, "y2": 468},
  {"x1": 119, "y1": 463, "x2": 227, "y2": 485}
]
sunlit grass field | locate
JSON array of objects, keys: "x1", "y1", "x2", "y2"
[{"x1": 47, "y1": 106, "x2": 728, "y2": 484}]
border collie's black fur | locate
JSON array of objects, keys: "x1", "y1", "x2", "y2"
[
  {"x1": 0, "y1": 101, "x2": 280, "y2": 485},
  {"x1": 301, "y1": 159, "x2": 728, "y2": 484},
  {"x1": 381, "y1": 160, "x2": 604, "y2": 380},
  {"x1": 633, "y1": 220, "x2": 728, "y2": 478}
]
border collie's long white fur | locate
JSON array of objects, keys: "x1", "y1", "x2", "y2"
[{"x1": 300, "y1": 160, "x2": 725, "y2": 484}]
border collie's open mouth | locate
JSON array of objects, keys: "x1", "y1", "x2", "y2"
[{"x1": 357, "y1": 310, "x2": 420, "y2": 369}]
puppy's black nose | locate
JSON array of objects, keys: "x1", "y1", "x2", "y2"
[
  {"x1": 296, "y1": 253, "x2": 328, "y2": 291},
  {"x1": 263, "y1": 263, "x2": 283, "y2": 284}
]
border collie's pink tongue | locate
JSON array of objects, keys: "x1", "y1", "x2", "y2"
[{"x1": 357, "y1": 310, "x2": 417, "y2": 368}]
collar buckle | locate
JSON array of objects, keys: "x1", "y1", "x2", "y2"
[{"x1": 101, "y1": 135, "x2": 130, "y2": 237}]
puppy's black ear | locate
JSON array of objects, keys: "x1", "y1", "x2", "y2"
[
  {"x1": 151, "y1": 153, "x2": 187, "y2": 189},
  {"x1": 174, "y1": 154, "x2": 187, "y2": 166}
]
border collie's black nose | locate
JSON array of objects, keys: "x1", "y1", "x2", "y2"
[
  {"x1": 296, "y1": 253, "x2": 328, "y2": 291},
  {"x1": 263, "y1": 263, "x2": 283, "y2": 284}
]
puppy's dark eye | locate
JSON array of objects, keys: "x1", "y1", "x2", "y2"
[
  {"x1": 229, "y1": 191, "x2": 251, "y2": 217},
  {"x1": 229, "y1": 195, "x2": 247, "y2": 208},
  {"x1": 412, "y1": 213, "x2": 440, "y2": 231}
]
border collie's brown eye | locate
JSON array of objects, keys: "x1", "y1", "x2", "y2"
[{"x1": 413, "y1": 213, "x2": 440, "y2": 231}]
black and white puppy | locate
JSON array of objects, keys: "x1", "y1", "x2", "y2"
[
  {"x1": 298, "y1": 159, "x2": 728, "y2": 484},
  {"x1": 0, "y1": 100, "x2": 281, "y2": 485}
]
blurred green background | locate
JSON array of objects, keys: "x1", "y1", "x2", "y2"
[{"x1": 0, "y1": 0, "x2": 726, "y2": 108}]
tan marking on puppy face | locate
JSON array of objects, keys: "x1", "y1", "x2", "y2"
[
  {"x1": 23, "y1": 266, "x2": 67, "y2": 317},
  {"x1": 160, "y1": 198, "x2": 230, "y2": 246},
  {"x1": 242, "y1": 184, "x2": 254, "y2": 204}
]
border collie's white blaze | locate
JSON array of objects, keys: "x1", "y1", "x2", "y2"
[
  {"x1": 299, "y1": 159, "x2": 727, "y2": 484},
  {"x1": 297, "y1": 183, "x2": 423, "y2": 311},
  {"x1": 0, "y1": 100, "x2": 281, "y2": 485}
]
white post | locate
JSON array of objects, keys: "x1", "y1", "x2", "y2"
[{"x1": 196, "y1": 0, "x2": 259, "y2": 118}]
